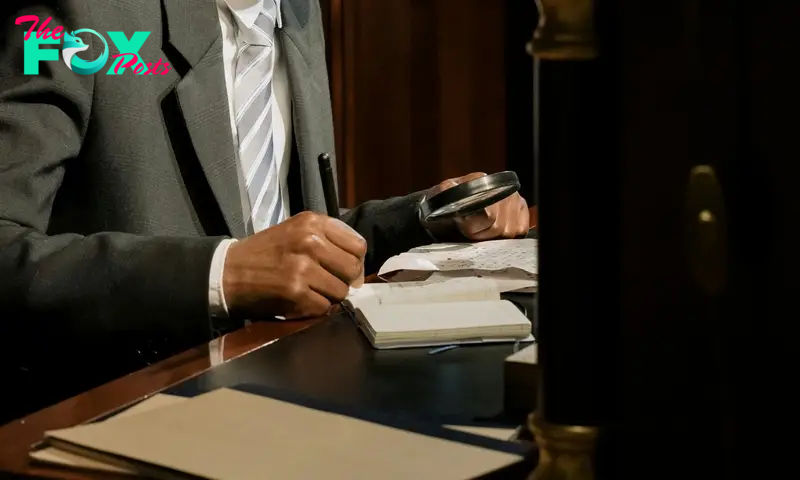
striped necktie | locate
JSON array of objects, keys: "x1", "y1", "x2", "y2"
[{"x1": 232, "y1": 0, "x2": 283, "y2": 233}]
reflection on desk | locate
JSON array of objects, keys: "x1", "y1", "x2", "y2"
[
  {"x1": 0, "y1": 319, "x2": 322, "y2": 478},
  {"x1": 165, "y1": 314, "x2": 528, "y2": 423}
]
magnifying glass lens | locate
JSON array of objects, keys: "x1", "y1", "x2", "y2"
[
  {"x1": 420, "y1": 171, "x2": 521, "y2": 222},
  {"x1": 427, "y1": 186, "x2": 511, "y2": 219}
]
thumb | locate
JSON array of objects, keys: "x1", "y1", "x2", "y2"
[
  {"x1": 453, "y1": 172, "x2": 487, "y2": 185},
  {"x1": 432, "y1": 172, "x2": 487, "y2": 196}
]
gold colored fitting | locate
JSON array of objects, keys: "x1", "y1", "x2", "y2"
[
  {"x1": 533, "y1": 0, "x2": 598, "y2": 60},
  {"x1": 527, "y1": 411, "x2": 599, "y2": 480}
]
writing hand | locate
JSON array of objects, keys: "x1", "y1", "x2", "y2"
[{"x1": 222, "y1": 212, "x2": 367, "y2": 319}]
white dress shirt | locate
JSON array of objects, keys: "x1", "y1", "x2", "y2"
[{"x1": 209, "y1": 0, "x2": 293, "y2": 319}]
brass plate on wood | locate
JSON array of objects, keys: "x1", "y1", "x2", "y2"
[{"x1": 685, "y1": 165, "x2": 727, "y2": 296}]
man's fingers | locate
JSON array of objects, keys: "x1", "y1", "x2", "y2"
[
  {"x1": 502, "y1": 204, "x2": 519, "y2": 237},
  {"x1": 516, "y1": 197, "x2": 530, "y2": 236},
  {"x1": 456, "y1": 208, "x2": 495, "y2": 236},
  {"x1": 284, "y1": 289, "x2": 332, "y2": 319},
  {"x1": 458, "y1": 194, "x2": 529, "y2": 240},
  {"x1": 498, "y1": 196, "x2": 527, "y2": 238},
  {"x1": 307, "y1": 262, "x2": 351, "y2": 302},
  {"x1": 323, "y1": 218, "x2": 367, "y2": 259},
  {"x1": 453, "y1": 172, "x2": 487, "y2": 184},
  {"x1": 313, "y1": 233, "x2": 364, "y2": 285},
  {"x1": 466, "y1": 205, "x2": 507, "y2": 241},
  {"x1": 434, "y1": 172, "x2": 488, "y2": 195}
]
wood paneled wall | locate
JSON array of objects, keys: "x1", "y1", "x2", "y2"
[{"x1": 321, "y1": 0, "x2": 521, "y2": 208}]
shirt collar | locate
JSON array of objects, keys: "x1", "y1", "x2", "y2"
[{"x1": 224, "y1": 0, "x2": 281, "y2": 29}]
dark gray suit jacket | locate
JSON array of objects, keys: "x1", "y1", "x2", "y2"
[{"x1": 0, "y1": 1, "x2": 432, "y2": 354}]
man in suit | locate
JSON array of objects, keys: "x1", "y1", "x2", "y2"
[{"x1": 0, "y1": 0, "x2": 529, "y2": 410}]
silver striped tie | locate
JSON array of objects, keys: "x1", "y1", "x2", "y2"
[{"x1": 233, "y1": 0, "x2": 283, "y2": 233}]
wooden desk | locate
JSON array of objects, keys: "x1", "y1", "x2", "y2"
[
  {"x1": 0, "y1": 206, "x2": 537, "y2": 479},
  {"x1": 0, "y1": 320, "x2": 323, "y2": 478}
]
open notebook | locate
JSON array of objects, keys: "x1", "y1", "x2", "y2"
[{"x1": 344, "y1": 277, "x2": 532, "y2": 349}]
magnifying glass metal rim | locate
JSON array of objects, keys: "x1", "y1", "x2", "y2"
[{"x1": 419, "y1": 171, "x2": 521, "y2": 221}]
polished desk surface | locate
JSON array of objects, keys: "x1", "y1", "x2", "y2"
[
  {"x1": 0, "y1": 319, "x2": 322, "y2": 479},
  {"x1": 0, "y1": 207, "x2": 538, "y2": 479},
  {"x1": 0, "y1": 315, "x2": 535, "y2": 479}
]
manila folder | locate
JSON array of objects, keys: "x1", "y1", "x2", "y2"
[{"x1": 43, "y1": 388, "x2": 522, "y2": 480}]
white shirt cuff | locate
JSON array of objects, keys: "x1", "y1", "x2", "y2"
[{"x1": 209, "y1": 238, "x2": 237, "y2": 318}]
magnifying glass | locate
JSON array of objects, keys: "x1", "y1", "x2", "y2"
[{"x1": 419, "y1": 171, "x2": 521, "y2": 222}]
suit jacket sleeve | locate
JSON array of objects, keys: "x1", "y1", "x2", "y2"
[
  {"x1": 340, "y1": 192, "x2": 435, "y2": 275},
  {"x1": 0, "y1": 4, "x2": 219, "y2": 347}
]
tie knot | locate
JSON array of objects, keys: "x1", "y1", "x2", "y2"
[{"x1": 234, "y1": 0, "x2": 278, "y2": 46}]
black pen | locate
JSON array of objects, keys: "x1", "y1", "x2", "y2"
[{"x1": 318, "y1": 153, "x2": 339, "y2": 218}]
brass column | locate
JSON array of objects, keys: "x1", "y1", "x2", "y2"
[{"x1": 528, "y1": 1, "x2": 605, "y2": 479}]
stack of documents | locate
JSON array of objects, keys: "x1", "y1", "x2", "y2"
[
  {"x1": 32, "y1": 388, "x2": 524, "y2": 479},
  {"x1": 378, "y1": 238, "x2": 538, "y2": 293}
]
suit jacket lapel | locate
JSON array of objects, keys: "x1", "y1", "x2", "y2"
[
  {"x1": 279, "y1": 0, "x2": 314, "y2": 63},
  {"x1": 279, "y1": 0, "x2": 331, "y2": 214},
  {"x1": 162, "y1": 0, "x2": 246, "y2": 238}
]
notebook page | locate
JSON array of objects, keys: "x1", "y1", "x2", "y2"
[
  {"x1": 378, "y1": 239, "x2": 537, "y2": 277},
  {"x1": 346, "y1": 277, "x2": 500, "y2": 311}
]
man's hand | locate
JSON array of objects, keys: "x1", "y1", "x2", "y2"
[
  {"x1": 425, "y1": 172, "x2": 529, "y2": 241},
  {"x1": 222, "y1": 212, "x2": 367, "y2": 319}
]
